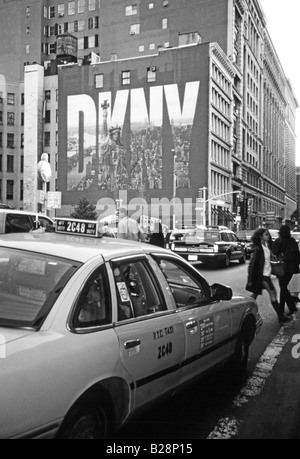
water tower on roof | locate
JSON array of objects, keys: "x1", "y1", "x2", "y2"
[{"x1": 56, "y1": 33, "x2": 78, "y2": 64}]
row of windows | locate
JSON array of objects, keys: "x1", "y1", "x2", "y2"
[
  {"x1": 212, "y1": 88, "x2": 230, "y2": 118},
  {"x1": 0, "y1": 94, "x2": 24, "y2": 106},
  {"x1": 0, "y1": 112, "x2": 24, "y2": 127},
  {"x1": 126, "y1": 1, "x2": 169, "y2": 16},
  {"x1": 0, "y1": 179, "x2": 23, "y2": 202},
  {"x1": 212, "y1": 63, "x2": 231, "y2": 94},
  {"x1": 0, "y1": 155, "x2": 24, "y2": 174},
  {"x1": 0, "y1": 133, "x2": 24, "y2": 150},
  {"x1": 211, "y1": 140, "x2": 230, "y2": 169},
  {"x1": 94, "y1": 67, "x2": 157, "y2": 89},
  {"x1": 129, "y1": 18, "x2": 168, "y2": 36},
  {"x1": 211, "y1": 114, "x2": 230, "y2": 142},
  {"x1": 210, "y1": 171, "x2": 230, "y2": 200},
  {"x1": 40, "y1": 34, "x2": 98, "y2": 55},
  {"x1": 43, "y1": 16, "x2": 98, "y2": 37},
  {"x1": 42, "y1": 0, "x2": 99, "y2": 19},
  {"x1": 44, "y1": 132, "x2": 59, "y2": 147}
]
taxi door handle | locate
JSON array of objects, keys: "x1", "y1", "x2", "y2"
[
  {"x1": 186, "y1": 320, "x2": 197, "y2": 330},
  {"x1": 124, "y1": 339, "x2": 141, "y2": 350}
]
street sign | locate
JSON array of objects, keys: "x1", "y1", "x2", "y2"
[{"x1": 47, "y1": 191, "x2": 62, "y2": 209}]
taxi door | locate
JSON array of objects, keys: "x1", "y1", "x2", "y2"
[
  {"x1": 151, "y1": 255, "x2": 232, "y2": 385},
  {"x1": 108, "y1": 255, "x2": 185, "y2": 410}
]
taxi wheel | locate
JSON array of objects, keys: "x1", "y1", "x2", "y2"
[
  {"x1": 231, "y1": 328, "x2": 250, "y2": 380},
  {"x1": 58, "y1": 396, "x2": 109, "y2": 439}
]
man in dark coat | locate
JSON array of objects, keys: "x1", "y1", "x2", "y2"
[{"x1": 273, "y1": 225, "x2": 300, "y2": 315}]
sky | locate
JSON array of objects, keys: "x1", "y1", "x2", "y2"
[{"x1": 260, "y1": 0, "x2": 300, "y2": 165}]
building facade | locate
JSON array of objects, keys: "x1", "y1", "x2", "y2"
[{"x1": 0, "y1": 0, "x2": 297, "y2": 228}]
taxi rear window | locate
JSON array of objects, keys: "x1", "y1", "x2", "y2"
[{"x1": 0, "y1": 247, "x2": 80, "y2": 329}]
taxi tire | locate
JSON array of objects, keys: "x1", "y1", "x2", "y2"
[
  {"x1": 230, "y1": 327, "x2": 251, "y2": 381},
  {"x1": 57, "y1": 394, "x2": 109, "y2": 439},
  {"x1": 224, "y1": 253, "x2": 231, "y2": 268}
]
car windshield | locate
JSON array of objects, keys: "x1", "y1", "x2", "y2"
[
  {"x1": 0, "y1": 247, "x2": 80, "y2": 329},
  {"x1": 185, "y1": 230, "x2": 221, "y2": 242}
]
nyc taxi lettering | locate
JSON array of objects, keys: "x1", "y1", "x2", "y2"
[
  {"x1": 292, "y1": 334, "x2": 300, "y2": 359},
  {"x1": 153, "y1": 327, "x2": 174, "y2": 360}
]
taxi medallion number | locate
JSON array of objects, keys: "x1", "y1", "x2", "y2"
[{"x1": 55, "y1": 219, "x2": 99, "y2": 237}]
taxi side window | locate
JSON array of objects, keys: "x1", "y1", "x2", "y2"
[
  {"x1": 221, "y1": 232, "x2": 230, "y2": 242},
  {"x1": 112, "y1": 259, "x2": 166, "y2": 321},
  {"x1": 153, "y1": 257, "x2": 208, "y2": 308},
  {"x1": 72, "y1": 265, "x2": 111, "y2": 329}
]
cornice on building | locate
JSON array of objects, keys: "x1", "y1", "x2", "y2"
[{"x1": 210, "y1": 43, "x2": 236, "y2": 79}]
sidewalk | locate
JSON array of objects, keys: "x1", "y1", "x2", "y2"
[{"x1": 208, "y1": 313, "x2": 300, "y2": 439}]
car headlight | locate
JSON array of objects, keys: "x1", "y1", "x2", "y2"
[
  {"x1": 213, "y1": 244, "x2": 219, "y2": 253},
  {"x1": 171, "y1": 243, "x2": 175, "y2": 251}
]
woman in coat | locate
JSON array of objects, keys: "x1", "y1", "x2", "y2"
[
  {"x1": 246, "y1": 228, "x2": 292, "y2": 325},
  {"x1": 273, "y1": 225, "x2": 300, "y2": 316}
]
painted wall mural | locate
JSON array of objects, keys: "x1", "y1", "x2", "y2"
[{"x1": 66, "y1": 81, "x2": 200, "y2": 193}]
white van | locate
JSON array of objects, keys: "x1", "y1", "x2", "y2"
[{"x1": 0, "y1": 210, "x2": 54, "y2": 234}]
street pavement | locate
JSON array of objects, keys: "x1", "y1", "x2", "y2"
[{"x1": 207, "y1": 310, "x2": 300, "y2": 439}]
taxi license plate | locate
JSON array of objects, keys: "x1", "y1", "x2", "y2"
[{"x1": 188, "y1": 255, "x2": 198, "y2": 261}]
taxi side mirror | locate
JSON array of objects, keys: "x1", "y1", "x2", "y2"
[{"x1": 210, "y1": 283, "x2": 233, "y2": 301}]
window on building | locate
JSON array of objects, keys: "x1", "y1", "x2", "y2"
[
  {"x1": 149, "y1": 43, "x2": 155, "y2": 50},
  {"x1": 162, "y1": 18, "x2": 168, "y2": 29},
  {"x1": 88, "y1": 35, "x2": 96, "y2": 48},
  {"x1": 7, "y1": 134, "x2": 15, "y2": 148},
  {"x1": 45, "y1": 110, "x2": 51, "y2": 123},
  {"x1": 111, "y1": 53, "x2": 118, "y2": 61},
  {"x1": 69, "y1": 22, "x2": 75, "y2": 33},
  {"x1": 95, "y1": 74, "x2": 104, "y2": 88},
  {"x1": 20, "y1": 180, "x2": 24, "y2": 201},
  {"x1": 7, "y1": 112, "x2": 15, "y2": 126},
  {"x1": 0, "y1": 111, "x2": 2, "y2": 125},
  {"x1": 56, "y1": 109, "x2": 58, "y2": 123},
  {"x1": 78, "y1": 20, "x2": 85, "y2": 31},
  {"x1": 0, "y1": 133, "x2": 2, "y2": 148},
  {"x1": 78, "y1": 0, "x2": 85, "y2": 13},
  {"x1": 44, "y1": 6, "x2": 47, "y2": 18},
  {"x1": 44, "y1": 132, "x2": 51, "y2": 147},
  {"x1": 163, "y1": 0, "x2": 169, "y2": 6},
  {"x1": 45, "y1": 90, "x2": 51, "y2": 100},
  {"x1": 49, "y1": 26, "x2": 56, "y2": 36},
  {"x1": 78, "y1": 38, "x2": 84, "y2": 50},
  {"x1": 0, "y1": 157, "x2": 2, "y2": 173},
  {"x1": 26, "y1": 6, "x2": 31, "y2": 17},
  {"x1": 25, "y1": 44, "x2": 30, "y2": 54},
  {"x1": 26, "y1": 26, "x2": 30, "y2": 34},
  {"x1": 89, "y1": 0, "x2": 96, "y2": 10},
  {"x1": 21, "y1": 93, "x2": 24, "y2": 105},
  {"x1": 7, "y1": 93, "x2": 15, "y2": 105},
  {"x1": 88, "y1": 16, "x2": 99, "y2": 28},
  {"x1": 121, "y1": 71, "x2": 131, "y2": 85},
  {"x1": 126, "y1": 4, "x2": 137, "y2": 16},
  {"x1": 149, "y1": 3, "x2": 154, "y2": 9},
  {"x1": 21, "y1": 134, "x2": 24, "y2": 149},
  {"x1": 68, "y1": 1, "x2": 76, "y2": 15},
  {"x1": 139, "y1": 45, "x2": 145, "y2": 52},
  {"x1": 56, "y1": 131, "x2": 58, "y2": 146},
  {"x1": 6, "y1": 180, "x2": 14, "y2": 201},
  {"x1": 49, "y1": 43, "x2": 56, "y2": 54},
  {"x1": 130, "y1": 23, "x2": 140, "y2": 35},
  {"x1": 58, "y1": 4, "x2": 65, "y2": 17},
  {"x1": 147, "y1": 67, "x2": 157, "y2": 83},
  {"x1": 7, "y1": 156, "x2": 14, "y2": 173},
  {"x1": 49, "y1": 6, "x2": 55, "y2": 18}
]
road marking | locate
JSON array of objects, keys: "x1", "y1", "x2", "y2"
[{"x1": 207, "y1": 318, "x2": 297, "y2": 439}]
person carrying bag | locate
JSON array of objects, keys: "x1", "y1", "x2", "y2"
[{"x1": 273, "y1": 225, "x2": 300, "y2": 316}]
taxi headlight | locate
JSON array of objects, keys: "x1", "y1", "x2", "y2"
[{"x1": 171, "y1": 243, "x2": 175, "y2": 251}]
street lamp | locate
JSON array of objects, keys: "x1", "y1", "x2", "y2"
[{"x1": 172, "y1": 149, "x2": 177, "y2": 230}]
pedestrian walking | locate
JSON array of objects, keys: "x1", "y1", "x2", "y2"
[
  {"x1": 149, "y1": 221, "x2": 165, "y2": 248},
  {"x1": 246, "y1": 228, "x2": 292, "y2": 325},
  {"x1": 117, "y1": 207, "x2": 145, "y2": 242},
  {"x1": 272, "y1": 225, "x2": 300, "y2": 316}
]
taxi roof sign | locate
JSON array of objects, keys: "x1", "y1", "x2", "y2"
[{"x1": 54, "y1": 218, "x2": 101, "y2": 238}]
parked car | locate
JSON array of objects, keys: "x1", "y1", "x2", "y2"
[
  {"x1": 170, "y1": 227, "x2": 247, "y2": 268},
  {"x1": 165, "y1": 225, "x2": 196, "y2": 249},
  {"x1": 0, "y1": 217, "x2": 262, "y2": 439},
  {"x1": 236, "y1": 230, "x2": 255, "y2": 258},
  {"x1": 0, "y1": 210, "x2": 54, "y2": 234}
]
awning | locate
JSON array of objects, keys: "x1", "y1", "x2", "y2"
[{"x1": 225, "y1": 210, "x2": 235, "y2": 221}]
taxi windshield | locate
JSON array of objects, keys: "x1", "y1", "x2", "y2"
[
  {"x1": 0, "y1": 247, "x2": 80, "y2": 329},
  {"x1": 184, "y1": 230, "x2": 221, "y2": 242}
]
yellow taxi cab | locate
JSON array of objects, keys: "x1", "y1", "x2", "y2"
[
  {"x1": 0, "y1": 209, "x2": 55, "y2": 233},
  {"x1": 0, "y1": 218, "x2": 262, "y2": 439}
]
